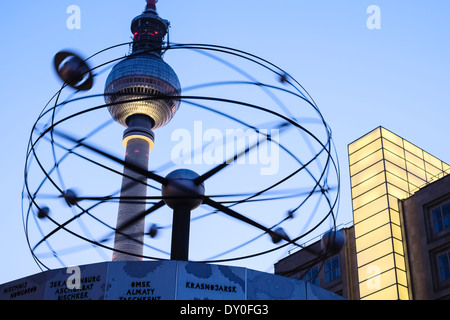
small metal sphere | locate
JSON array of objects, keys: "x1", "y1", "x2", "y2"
[
  {"x1": 53, "y1": 51, "x2": 93, "y2": 91},
  {"x1": 270, "y1": 227, "x2": 289, "y2": 244},
  {"x1": 321, "y1": 229, "x2": 346, "y2": 252},
  {"x1": 60, "y1": 57, "x2": 84, "y2": 83},
  {"x1": 104, "y1": 53, "x2": 181, "y2": 129},
  {"x1": 148, "y1": 223, "x2": 159, "y2": 238},
  {"x1": 37, "y1": 206, "x2": 50, "y2": 219},
  {"x1": 60, "y1": 189, "x2": 79, "y2": 207},
  {"x1": 162, "y1": 169, "x2": 205, "y2": 210}
]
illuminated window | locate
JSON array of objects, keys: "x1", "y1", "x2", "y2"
[
  {"x1": 303, "y1": 266, "x2": 319, "y2": 286},
  {"x1": 432, "y1": 203, "x2": 450, "y2": 233},
  {"x1": 438, "y1": 251, "x2": 450, "y2": 281},
  {"x1": 325, "y1": 256, "x2": 340, "y2": 283}
]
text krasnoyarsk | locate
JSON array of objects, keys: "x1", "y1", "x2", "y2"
[{"x1": 185, "y1": 280, "x2": 237, "y2": 293}]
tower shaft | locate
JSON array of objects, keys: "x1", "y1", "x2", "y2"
[
  {"x1": 107, "y1": 1, "x2": 180, "y2": 262},
  {"x1": 112, "y1": 137, "x2": 150, "y2": 261}
]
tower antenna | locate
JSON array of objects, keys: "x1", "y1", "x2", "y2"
[{"x1": 146, "y1": 0, "x2": 157, "y2": 10}]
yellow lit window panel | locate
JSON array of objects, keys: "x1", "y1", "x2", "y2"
[
  {"x1": 358, "y1": 254, "x2": 395, "y2": 282},
  {"x1": 357, "y1": 239, "x2": 393, "y2": 267},
  {"x1": 381, "y1": 128, "x2": 403, "y2": 146},
  {"x1": 385, "y1": 171, "x2": 409, "y2": 192},
  {"x1": 398, "y1": 284, "x2": 409, "y2": 300},
  {"x1": 425, "y1": 173, "x2": 438, "y2": 185},
  {"x1": 361, "y1": 284, "x2": 398, "y2": 300},
  {"x1": 428, "y1": 173, "x2": 445, "y2": 184},
  {"x1": 407, "y1": 173, "x2": 425, "y2": 191},
  {"x1": 436, "y1": 172, "x2": 446, "y2": 181},
  {"x1": 406, "y1": 163, "x2": 427, "y2": 181},
  {"x1": 391, "y1": 223, "x2": 403, "y2": 241},
  {"x1": 387, "y1": 183, "x2": 409, "y2": 200},
  {"x1": 424, "y1": 151, "x2": 443, "y2": 170},
  {"x1": 403, "y1": 140, "x2": 423, "y2": 159},
  {"x1": 390, "y1": 209, "x2": 401, "y2": 227},
  {"x1": 385, "y1": 161, "x2": 407, "y2": 181},
  {"x1": 352, "y1": 184, "x2": 387, "y2": 211},
  {"x1": 350, "y1": 161, "x2": 384, "y2": 188},
  {"x1": 353, "y1": 195, "x2": 388, "y2": 224},
  {"x1": 382, "y1": 138, "x2": 405, "y2": 159},
  {"x1": 396, "y1": 269, "x2": 408, "y2": 287},
  {"x1": 388, "y1": 195, "x2": 400, "y2": 211},
  {"x1": 354, "y1": 209, "x2": 389, "y2": 239},
  {"x1": 405, "y1": 151, "x2": 425, "y2": 170},
  {"x1": 394, "y1": 253, "x2": 406, "y2": 271},
  {"x1": 425, "y1": 161, "x2": 443, "y2": 180},
  {"x1": 359, "y1": 269, "x2": 397, "y2": 299},
  {"x1": 393, "y1": 238, "x2": 404, "y2": 256},
  {"x1": 443, "y1": 163, "x2": 450, "y2": 173},
  {"x1": 352, "y1": 172, "x2": 386, "y2": 199},
  {"x1": 349, "y1": 151, "x2": 384, "y2": 177},
  {"x1": 355, "y1": 223, "x2": 392, "y2": 253},
  {"x1": 348, "y1": 127, "x2": 381, "y2": 155},
  {"x1": 384, "y1": 150, "x2": 406, "y2": 169},
  {"x1": 349, "y1": 138, "x2": 382, "y2": 165}
]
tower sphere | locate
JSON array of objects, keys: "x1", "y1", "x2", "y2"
[{"x1": 104, "y1": 53, "x2": 181, "y2": 129}]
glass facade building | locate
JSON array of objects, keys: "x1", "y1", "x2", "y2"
[
  {"x1": 348, "y1": 127, "x2": 450, "y2": 299},
  {"x1": 275, "y1": 126, "x2": 450, "y2": 300}
]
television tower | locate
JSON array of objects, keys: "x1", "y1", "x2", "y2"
[{"x1": 104, "y1": 0, "x2": 181, "y2": 261}]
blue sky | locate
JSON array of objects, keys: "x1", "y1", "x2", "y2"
[{"x1": 0, "y1": 0, "x2": 449, "y2": 284}]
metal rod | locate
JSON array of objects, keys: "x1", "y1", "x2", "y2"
[{"x1": 170, "y1": 206, "x2": 191, "y2": 261}]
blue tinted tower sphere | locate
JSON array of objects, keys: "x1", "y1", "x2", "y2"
[
  {"x1": 104, "y1": 0, "x2": 181, "y2": 261},
  {"x1": 104, "y1": 54, "x2": 181, "y2": 130}
]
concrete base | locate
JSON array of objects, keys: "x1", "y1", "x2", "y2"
[{"x1": 0, "y1": 261, "x2": 345, "y2": 300}]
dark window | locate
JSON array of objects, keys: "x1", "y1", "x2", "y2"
[
  {"x1": 325, "y1": 256, "x2": 340, "y2": 283},
  {"x1": 304, "y1": 266, "x2": 319, "y2": 286},
  {"x1": 438, "y1": 251, "x2": 450, "y2": 282},
  {"x1": 432, "y1": 202, "x2": 450, "y2": 233}
]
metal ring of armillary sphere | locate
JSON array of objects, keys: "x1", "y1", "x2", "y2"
[{"x1": 22, "y1": 2, "x2": 341, "y2": 274}]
